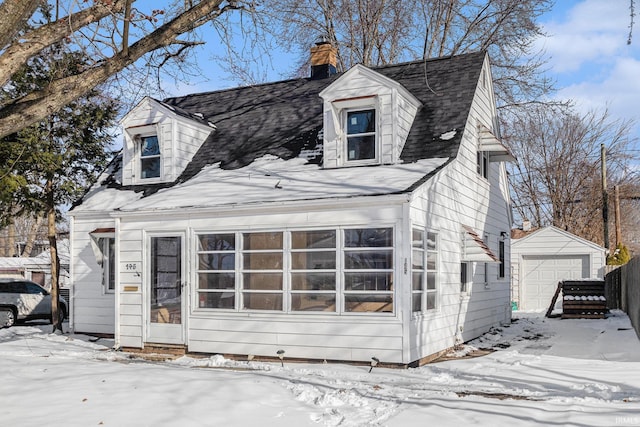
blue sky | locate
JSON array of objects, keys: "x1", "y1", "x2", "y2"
[{"x1": 537, "y1": 0, "x2": 639, "y2": 143}]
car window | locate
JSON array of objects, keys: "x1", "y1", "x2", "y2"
[
  {"x1": 6, "y1": 283, "x2": 23, "y2": 293},
  {"x1": 25, "y1": 283, "x2": 45, "y2": 295}
]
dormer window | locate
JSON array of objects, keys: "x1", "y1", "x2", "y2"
[
  {"x1": 319, "y1": 64, "x2": 422, "y2": 169},
  {"x1": 346, "y1": 109, "x2": 376, "y2": 161},
  {"x1": 140, "y1": 135, "x2": 161, "y2": 179}
]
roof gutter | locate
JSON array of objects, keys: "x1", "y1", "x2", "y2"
[{"x1": 77, "y1": 193, "x2": 413, "y2": 220}]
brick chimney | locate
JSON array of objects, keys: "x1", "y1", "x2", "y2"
[{"x1": 310, "y1": 37, "x2": 337, "y2": 79}]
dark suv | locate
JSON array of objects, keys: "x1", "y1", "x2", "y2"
[{"x1": 0, "y1": 279, "x2": 68, "y2": 327}]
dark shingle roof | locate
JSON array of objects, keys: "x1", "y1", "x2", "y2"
[{"x1": 162, "y1": 51, "x2": 486, "y2": 183}]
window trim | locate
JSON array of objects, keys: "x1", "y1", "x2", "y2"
[
  {"x1": 460, "y1": 262, "x2": 470, "y2": 294},
  {"x1": 412, "y1": 228, "x2": 439, "y2": 314},
  {"x1": 498, "y1": 235, "x2": 506, "y2": 279},
  {"x1": 126, "y1": 124, "x2": 162, "y2": 183},
  {"x1": 330, "y1": 96, "x2": 380, "y2": 167},
  {"x1": 477, "y1": 150, "x2": 489, "y2": 179},
  {"x1": 139, "y1": 135, "x2": 161, "y2": 180},
  {"x1": 344, "y1": 108, "x2": 378, "y2": 164},
  {"x1": 102, "y1": 237, "x2": 116, "y2": 293}
]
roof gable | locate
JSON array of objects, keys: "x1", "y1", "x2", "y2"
[
  {"x1": 512, "y1": 226, "x2": 605, "y2": 252},
  {"x1": 319, "y1": 64, "x2": 421, "y2": 108},
  {"x1": 121, "y1": 97, "x2": 215, "y2": 131}
]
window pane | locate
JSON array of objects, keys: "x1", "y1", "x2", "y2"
[
  {"x1": 344, "y1": 272, "x2": 393, "y2": 291},
  {"x1": 243, "y1": 273, "x2": 282, "y2": 290},
  {"x1": 412, "y1": 229, "x2": 423, "y2": 248},
  {"x1": 347, "y1": 135, "x2": 376, "y2": 160},
  {"x1": 344, "y1": 228, "x2": 393, "y2": 247},
  {"x1": 242, "y1": 293, "x2": 283, "y2": 310},
  {"x1": 199, "y1": 234, "x2": 235, "y2": 251},
  {"x1": 412, "y1": 272, "x2": 423, "y2": 290},
  {"x1": 243, "y1": 252, "x2": 282, "y2": 270},
  {"x1": 344, "y1": 294, "x2": 392, "y2": 313},
  {"x1": 198, "y1": 273, "x2": 235, "y2": 290},
  {"x1": 291, "y1": 294, "x2": 336, "y2": 312},
  {"x1": 426, "y1": 252, "x2": 436, "y2": 270},
  {"x1": 344, "y1": 250, "x2": 393, "y2": 269},
  {"x1": 199, "y1": 292, "x2": 235, "y2": 309},
  {"x1": 412, "y1": 249, "x2": 424, "y2": 269},
  {"x1": 199, "y1": 253, "x2": 235, "y2": 270},
  {"x1": 141, "y1": 136, "x2": 159, "y2": 156},
  {"x1": 427, "y1": 272, "x2": 436, "y2": 290},
  {"x1": 412, "y1": 293, "x2": 422, "y2": 312},
  {"x1": 243, "y1": 232, "x2": 282, "y2": 250},
  {"x1": 426, "y1": 232, "x2": 437, "y2": 250},
  {"x1": 426, "y1": 292, "x2": 436, "y2": 310},
  {"x1": 291, "y1": 272, "x2": 336, "y2": 291},
  {"x1": 347, "y1": 110, "x2": 375, "y2": 134},
  {"x1": 291, "y1": 230, "x2": 336, "y2": 249},
  {"x1": 141, "y1": 157, "x2": 160, "y2": 179},
  {"x1": 291, "y1": 251, "x2": 336, "y2": 270},
  {"x1": 107, "y1": 238, "x2": 115, "y2": 290}
]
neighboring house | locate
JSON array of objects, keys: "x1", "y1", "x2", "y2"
[
  {"x1": 0, "y1": 239, "x2": 71, "y2": 309},
  {"x1": 69, "y1": 44, "x2": 514, "y2": 365},
  {"x1": 0, "y1": 239, "x2": 70, "y2": 289},
  {"x1": 511, "y1": 226, "x2": 606, "y2": 311}
]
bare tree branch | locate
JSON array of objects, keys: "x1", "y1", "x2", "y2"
[{"x1": 0, "y1": 1, "x2": 248, "y2": 139}]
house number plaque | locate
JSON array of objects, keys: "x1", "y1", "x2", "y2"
[{"x1": 125, "y1": 263, "x2": 139, "y2": 271}]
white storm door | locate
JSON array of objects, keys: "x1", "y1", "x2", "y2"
[{"x1": 146, "y1": 234, "x2": 185, "y2": 345}]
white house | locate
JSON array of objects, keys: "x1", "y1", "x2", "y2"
[
  {"x1": 511, "y1": 226, "x2": 606, "y2": 311},
  {"x1": 69, "y1": 45, "x2": 514, "y2": 365}
]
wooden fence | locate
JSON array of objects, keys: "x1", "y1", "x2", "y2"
[{"x1": 605, "y1": 257, "x2": 640, "y2": 337}]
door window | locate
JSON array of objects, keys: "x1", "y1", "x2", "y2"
[{"x1": 150, "y1": 236, "x2": 182, "y2": 324}]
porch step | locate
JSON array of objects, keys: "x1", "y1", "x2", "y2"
[{"x1": 121, "y1": 343, "x2": 187, "y2": 361}]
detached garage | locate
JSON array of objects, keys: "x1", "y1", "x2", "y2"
[{"x1": 511, "y1": 226, "x2": 606, "y2": 311}]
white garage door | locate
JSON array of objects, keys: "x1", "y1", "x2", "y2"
[{"x1": 522, "y1": 255, "x2": 589, "y2": 310}]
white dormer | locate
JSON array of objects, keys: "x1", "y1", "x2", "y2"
[
  {"x1": 319, "y1": 64, "x2": 422, "y2": 168},
  {"x1": 120, "y1": 97, "x2": 214, "y2": 186}
]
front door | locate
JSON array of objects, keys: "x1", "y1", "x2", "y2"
[{"x1": 147, "y1": 235, "x2": 185, "y2": 344}]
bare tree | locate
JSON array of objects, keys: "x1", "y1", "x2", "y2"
[
  {"x1": 247, "y1": 0, "x2": 553, "y2": 108},
  {"x1": 502, "y1": 104, "x2": 639, "y2": 247},
  {"x1": 0, "y1": 0, "x2": 252, "y2": 139}
]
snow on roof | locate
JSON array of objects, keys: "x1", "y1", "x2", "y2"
[{"x1": 112, "y1": 155, "x2": 449, "y2": 212}]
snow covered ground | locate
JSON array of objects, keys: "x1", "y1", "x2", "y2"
[{"x1": 2, "y1": 311, "x2": 640, "y2": 426}]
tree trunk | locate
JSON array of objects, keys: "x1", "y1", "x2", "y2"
[
  {"x1": 46, "y1": 179, "x2": 62, "y2": 333},
  {"x1": 7, "y1": 220, "x2": 16, "y2": 257},
  {"x1": 21, "y1": 214, "x2": 44, "y2": 257}
]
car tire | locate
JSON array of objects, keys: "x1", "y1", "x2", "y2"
[{"x1": 1, "y1": 307, "x2": 16, "y2": 327}]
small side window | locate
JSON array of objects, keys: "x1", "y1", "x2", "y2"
[
  {"x1": 103, "y1": 238, "x2": 116, "y2": 292},
  {"x1": 477, "y1": 150, "x2": 489, "y2": 179},
  {"x1": 460, "y1": 262, "x2": 469, "y2": 293},
  {"x1": 498, "y1": 238, "x2": 506, "y2": 279}
]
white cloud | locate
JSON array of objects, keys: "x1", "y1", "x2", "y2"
[
  {"x1": 555, "y1": 56, "x2": 640, "y2": 121},
  {"x1": 539, "y1": 0, "x2": 634, "y2": 73}
]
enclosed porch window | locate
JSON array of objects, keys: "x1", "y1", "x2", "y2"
[{"x1": 194, "y1": 226, "x2": 395, "y2": 314}]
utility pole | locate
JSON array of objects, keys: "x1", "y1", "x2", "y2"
[
  {"x1": 601, "y1": 143, "x2": 609, "y2": 250},
  {"x1": 614, "y1": 185, "x2": 622, "y2": 247}
]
